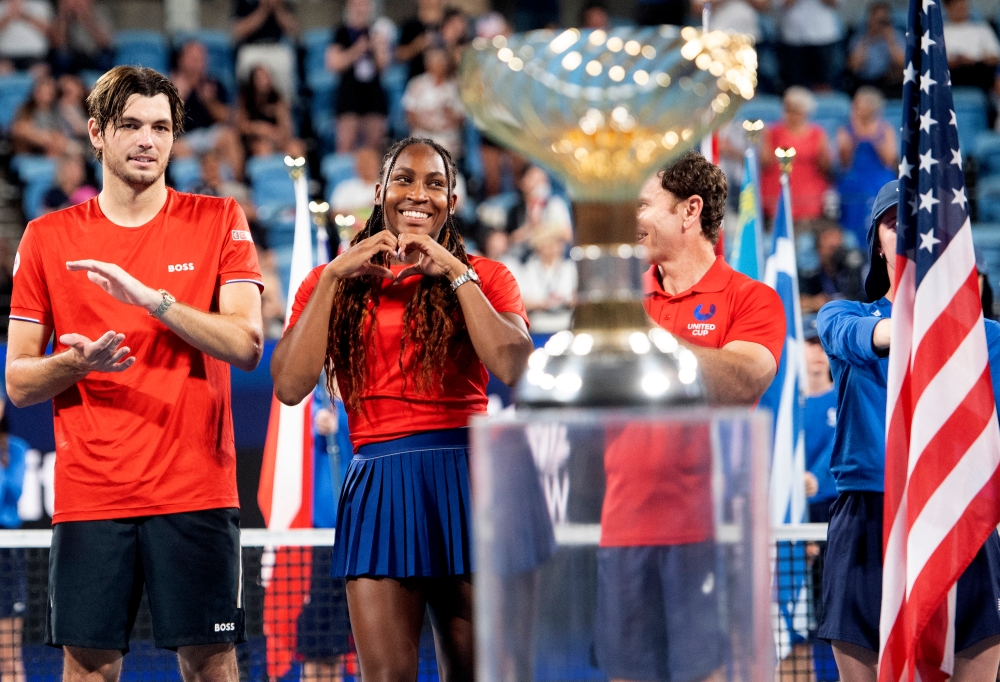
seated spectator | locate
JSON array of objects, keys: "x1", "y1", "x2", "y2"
[
  {"x1": 40, "y1": 152, "x2": 96, "y2": 214},
  {"x1": 799, "y1": 222, "x2": 864, "y2": 311},
  {"x1": 327, "y1": 0, "x2": 390, "y2": 153},
  {"x1": 479, "y1": 228, "x2": 511, "y2": 262},
  {"x1": 836, "y1": 87, "x2": 896, "y2": 247},
  {"x1": 329, "y1": 146, "x2": 380, "y2": 223},
  {"x1": 397, "y1": 0, "x2": 445, "y2": 81},
  {"x1": 507, "y1": 165, "x2": 573, "y2": 251},
  {"x1": 847, "y1": 2, "x2": 905, "y2": 97},
  {"x1": 779, "y1": 0, "x2": 844, "y2": 91},
  {"x1": 171, "y1": 40, "x2": 245, "y2": 180},
  {"x1": 580, "y1": 0, "x2": 609, "y2": 30},
  {"x1": 513, "y1": 225, "x2": 577, "y2": 334},
  {"x1": 402, "y1": 45, "x2": 464, "y2": 159},
  {"x1": 12, "y1": 75, "x2": 72, "y2": 156},
  {"x1": 942, "y1": 0, "x2": 1000, "y2": 94},
  {"x1": 0, "y1": 0, "x2": 51, "y2": 72},
  {"x1": 440, "y1": 8, "x2": 469, "y2": 72},
  {"x1": 694, "y1": 0, "x2": 767, "y2": 43},
  {"x1": 56, "y1": 73, "x2": 88, "y2": 147},
  {"x1": 232, "y1": 0, "x2": 298, "y2": 102},
  {"x1": 760, "y1": 87, "x2": 832, "y2": 223},
  {"x1": 236, "y1": 64, "x2": 303, "y2": 158},
  {"x1": 50, "y1": 0, "x2": 112, "y2": 76}
]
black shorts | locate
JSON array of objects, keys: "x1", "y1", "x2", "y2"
[{"x1": 45, "y1": 508, "x2": 246, "y2": 652}]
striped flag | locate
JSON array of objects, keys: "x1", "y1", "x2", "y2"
[
  {"x1": 879, "y1": 0, "x2": 1000, "y2": 680},
  {"x1": 761, "y1": 172, "x2": 807, "y2": 526},
  {"x1": 730, "y1": 147, "x2": 764, "y2": 280},
  {"x1": 258, "y1": 162, "x2": 316, "y2": 680}
]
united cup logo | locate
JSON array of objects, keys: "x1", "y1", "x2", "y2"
[{"x1": 526, "y1": 424, "x2": 571, "y2": 525}]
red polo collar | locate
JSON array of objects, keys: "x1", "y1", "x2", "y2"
[{"x1": 643, "y1": 256, "x2": 735, "y2": 300}]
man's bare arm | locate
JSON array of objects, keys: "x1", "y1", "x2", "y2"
[{"x1": 681, "y1": 339, "x2": 779, "y2": 405}]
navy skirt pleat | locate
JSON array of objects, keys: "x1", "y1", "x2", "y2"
[{"x1": 331, "y1": 428, "x2": 474, "y2": 578}]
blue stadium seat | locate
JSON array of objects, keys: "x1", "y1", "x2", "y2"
[
  {"x1": 0, "y1": 72, "x2": 34, "y2": 132},
  {"x1": 972, "y1": 222, "x2": 1000, "y2": 290},
  {"x1": 883, "y1": 99, "x2": 904, "y2": 131},
  {"x1": 246, "y1": 154, "x2": 296, "y2": 208},
  {"x1": 975, "y1": 132, "x2": 1000, "y2": 177},
  {"x1": 382, "y1": 63, "x2": 409, "y2": 139},
  {"x1": 976, "y1": 175, "x2": 1000, "y2": 222},
  {"x1": 114, "y1": 30, "x2": 169, "y2": 74},
  {"x1": 308, "y1": 70, "x2": 338, "y2": 153},
  {"x1": 23, "y1": 180, "x2": 52, "y2": 220},
  {"x1": 953, "y1": 87, "x2": 988, "y2": 153},
  {"x1": 11, "y1": 155, "x2": 56, "y2": 185},
  {"x1": 321, "y1": 153, "x2": 356, "y2": 193},
  {"x1": 463, "y1": 122, "x2": 484, "y2": 186},
  {"x1": 736, "y1": 95, "x2": 783, "y2": 125},
  {"x1": 303, "y1": 27, "x2": 332, "y2": 84},
  {"x1": 169, "y1": 156, "x2": 202, "y2": 192},
  {"x1": 814, "y1": 92, "x2": 851, "y2": 120}
]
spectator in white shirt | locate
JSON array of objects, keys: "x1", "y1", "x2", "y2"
[
  {"x1": 779, "y1": 0, "x2": 844, "y2": 91},
  {"x1": 0, "y1": 0, "x2": 51, "y2": 71},
  {"x1": 329, "y1": 146, "x2": 380, "y2": 225},
  {"x1": 943, "y1": 0, "x2": 1000, "y2": 95},
  {"x1": 694, "y1": 0, "x2": 767, "y2": 43},
  {"x1": 401, "y1": 43, "x2": 465, "y2": 159},
  {"x1": 513, "y1": 224, "x2": 577, "y2": 334}
]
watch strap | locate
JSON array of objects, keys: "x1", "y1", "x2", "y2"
[
  {"x1": 450, "y1": 267, "x2": 480, "y2": 291},
  {"x1": 151, "y1": 289, "x2": 175, "y2": 318}
]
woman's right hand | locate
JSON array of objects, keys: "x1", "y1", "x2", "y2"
[{"x1": 324, "y1": 230, "x2": 396, "y2": 281}]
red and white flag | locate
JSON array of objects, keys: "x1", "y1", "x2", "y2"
[{"x1": 879, "y1": 1, "x2": 1000, "y2": 681}]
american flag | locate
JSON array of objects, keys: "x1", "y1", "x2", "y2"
[{"x1": 879, "y1": 0, "x2": 1000, "y2": 681}]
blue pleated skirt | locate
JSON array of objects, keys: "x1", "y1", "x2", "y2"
[{"x1": 331, "y1": 428, "x2": 474, "y2": 578}]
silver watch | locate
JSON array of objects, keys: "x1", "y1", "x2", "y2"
[{"x1": 450, "y1": 267, "x2": 480, "y2": 291}]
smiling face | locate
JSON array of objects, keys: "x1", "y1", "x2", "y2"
[
  {"x1": 377, "y1": 143, "x2": 456, "y2": 238},
  {"x1": 636, "y1": 174, "x2": 693, "y2": 264},
  {"x1": 90, "y1": 93, "x2": 174, "y2": 189}
]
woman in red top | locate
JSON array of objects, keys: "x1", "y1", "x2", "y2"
[
  {"x1": 760, "y1": 86, "x2": 833, "y2": 222},
  {"x1": 271, "y1": 137, "x2": 534, "y2": 681}
]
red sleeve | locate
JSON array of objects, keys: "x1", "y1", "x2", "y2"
[
  {"x1": 218, "y1": 197, "x2": 264, "y2": 291},
  {"x1": 472, "y1": 256, "x2": 529, "y2": 326},
  {"x1": 724, "y1": 280, "x2": 786, "y2": 366},
  {"x1": 10, "y1": 222, "x2": 52, "y2": 327},
  {"x1": 285, "y1": 265, "x2": 326, "y2": 332}
]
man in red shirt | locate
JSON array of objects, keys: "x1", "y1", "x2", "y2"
[
  {"x1": 596, "y1": 152, "x2": 785, "y2": 682},
  {"x1": 5, "y1": 66, "x2": 263, "y2": 682}
]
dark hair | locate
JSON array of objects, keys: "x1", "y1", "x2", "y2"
[
  {"x1": 658, "y1": 150, "x2": 727, "y2": 244},
  {"x1": 86, "y1": 66, "x2": 185, "y2": 162},
  {"x1": 15, "y1": 75, "x2": 56, "y2": 125},
  {"x1": 868, "y1": 1, "x2": 891, "y2": 14},
  {"x1": 325, "y1": 137, "x2": 470, "y2": 410}
]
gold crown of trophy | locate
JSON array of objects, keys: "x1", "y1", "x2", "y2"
[{"x1": 459, "y1": 25, "x2": 757, "y2": 406}]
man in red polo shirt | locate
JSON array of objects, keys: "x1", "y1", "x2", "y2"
[{"x1": 596, "y1": 151, "x2": 785, "y2": 682}]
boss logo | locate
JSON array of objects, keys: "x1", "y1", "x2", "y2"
[
  {"x1": 214, "y1": 622, "x2": 235, "y2": 632},
  {"x1": 168, "y1": 263, "x2": 195, "y2": 273}
]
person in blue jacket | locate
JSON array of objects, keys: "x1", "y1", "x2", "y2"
[
  {"x1": 0, "y1": 396, "x2": 29, "y2": 682},
  {"x1": 816, "y1": 180, "x2": 1000, "y2": 682}
]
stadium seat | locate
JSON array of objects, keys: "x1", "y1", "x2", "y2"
[
  {"x1": 382, "y1": 63, "x2": 409, "y2": 139},
  {"x1": 246, "y1": 154, "x2": 296, "y2": 208},
  {"x1": 169, "y1": 156, "x2": 202, "y2": 192},
  {"x1": 463, "y1": 122, "x2": 485, "y2": 186},
  {"x1": 813, "y1": 92, "x2": 852, "y2": 144},
  {"x1": 883, "y1": 99, "x2": 904, "y2": 131},
  {"x1": 972, "y1": 222, "x2": 1000, "y2": 289},
  {"x1": 952, "y1": 87, "x2": 988, "y2": 153},
  {"x1": 0, "y1": 72, "x2": 34, "y2": 132},
  {"x1": 736, "y1": 95, "x2": 783, "y2": 125},
  {"x1": 23, "y1": 180, "x2": 52, "y2": 220},
  {"x1": 308, "y1": 70, "x2": 339, "y2": 153},
  {"x1": 976, "y1": 175, "x2": 1000, "y2": 222},
  {"x1": 321, "y1": 153, "x2": 356, "y2": 193},
  {"x1": 10, "y1": 154, "x2": 55, "y2": 186},
  {"x1": 975, "y1": 132, "x2": 1000, "y2": 177},
  {"x1": 114, "y1": 30, "x2": 169, "y2": 74},
  {"x1": 303, "y1": 27, "x2": 331, "y2": 85}
]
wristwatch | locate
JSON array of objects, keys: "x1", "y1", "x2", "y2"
[
  {"x1": 150, "y1": 289, "x2": 176, "y2": 318},
  {"x1": 450, "y1": 267, "x2": 480, "y2": 292}
]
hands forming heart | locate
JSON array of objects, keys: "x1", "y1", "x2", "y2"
[{"x1": 325, "y1": 230, "x2": 467, "y2": 284}]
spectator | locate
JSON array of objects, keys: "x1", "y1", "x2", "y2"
[
  {"x1": 327, "y1": 0, "x2": 390, "y2": 153},
  {"x1": 171, "y1": 40, "x2": 245, "y2": 180},
  {"x1": 580, "y1": 0, "x2": 610, "y2": 30},
  {"x1": 236, "y1": 64, "x2": 303, "y2": 158},
  {"x1": 836, "y1": 87, "x2": 897, "y2": 248},
  {"x1": 232, "y1": 0, "x2": 298, "y2": 102},
  {"x1": 942, "y1": 0, "x2": 1000, "y2": 94},
  {"x1": 507, "y1": 165, "x2": 573, "y2": 249},
  {"x1": 779, "y1": 0, "x2": 844, "y2": 91},
  {"x1": 40, "y1": 152, "x2": 95, "y2": 214},
  {"x1": 694, "y1": 0, "x2": 768, "y2": 42},
  {"x1": 397, "y1": 0, "x2": 445, "y2": 81},
  {"x1": 50, "y1": 0, "x2": 112, "y2": 76},
  {"x1": 56, "y1": 73, "x2": 88, "y2": 147},
  {"x1": 760, "y1": 87, "x2": 832, "y2": 223},
  {"x1": 329, "y1": 146, "x2": 380, "y2": 223},
  {"x1": 847, "y1": 2, "x2": 905, "y2": 97},
  {"x1": 802, "y1": 315, "x2": 838, "y2": 523},
  {"x1": 440, "y1": 8, "x2": 469, "y2": 71},
  {"x1": 0, "y1": 0, "x2": 51, "y2": 72},
  {"x1": 402, "y1": 45, "x2": 464, "y2": 159},
  {"x1": 11, "y1": 75, "x2": 72, "y2": 156},
  {"x1": 513, "y1": 225, "x2": 577, "y2": 333},
  {"x1": 799, "y1": 222, "x2": 865, "y2": 311},
  {"x1": 480, "y1": 229, "x2": 511, "y2": 262}
]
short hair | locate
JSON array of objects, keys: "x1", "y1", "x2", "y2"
[
  {"x1": 854, "y1": 85, "x2": 885, "y2": 112},
  {"x1": 658, "y1": 151, "x2": 727, "y2": 244},
  {"x1": 86, "y1": 66, "x2": 185, "y2": 161},
  {"x1": 868, "y1": 1, "x2": 891, "y2": 15},
  {"x1": 783, "y1": 86, "x2": 816, "y2": 117}
]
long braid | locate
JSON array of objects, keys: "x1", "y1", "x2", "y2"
[{"x1": 325, "y1": 138, "x2": 472, "y2": 409}]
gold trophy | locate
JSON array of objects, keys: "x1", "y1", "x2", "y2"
[{"x1": 460, "y1": 26, "x2": 757, "y2": 405}]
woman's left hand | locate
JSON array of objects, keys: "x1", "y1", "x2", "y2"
[{"x1": 394, "y1": 233, "x2": 467, "y2": 282}]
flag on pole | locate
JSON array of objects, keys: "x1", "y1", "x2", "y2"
[
  {"x1": 700, "y1": 132, "x2": 726, "y2": 258},
  {"x1": 761, "y1": 171, "x2": 807, "y2": 527},
  {"x1": 730, "y1": 148, "x2": 765, "y2": 280},
  {"x1": 258, "y1": 161, "x2": 316, "y2": 680},
  {"x1": 879, "y1": 0, "x2": 1000, "y2": 680}
]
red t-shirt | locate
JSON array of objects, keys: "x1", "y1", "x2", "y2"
[
  {"x1": 600, "y1": 256, "x2": 786, "y2": 546},
  {"x1": 286, "y1": 254, "x2": 528, "y2": 450},
  {"x1": 10, "y1": 189, "x2": 263, "y2": 523}
]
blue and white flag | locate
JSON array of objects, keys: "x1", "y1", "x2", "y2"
[
  {"x1": 761, "y1": 173, "x2": 807, "y2": 526},
  {"x1": 730, "y1": 148, "x2": 765, "y2": 280}
]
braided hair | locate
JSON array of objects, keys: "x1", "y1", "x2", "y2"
[{"x1": 324, "y1": 137, "x2": 472, "y2": 410}]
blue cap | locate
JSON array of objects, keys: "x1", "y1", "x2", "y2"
[
  {"x1": 802, "y1": 313, "x2": 819, "y2": 341},
  {"x1": 865, "y1": 180, "x2": 899, "y2": 301}
]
